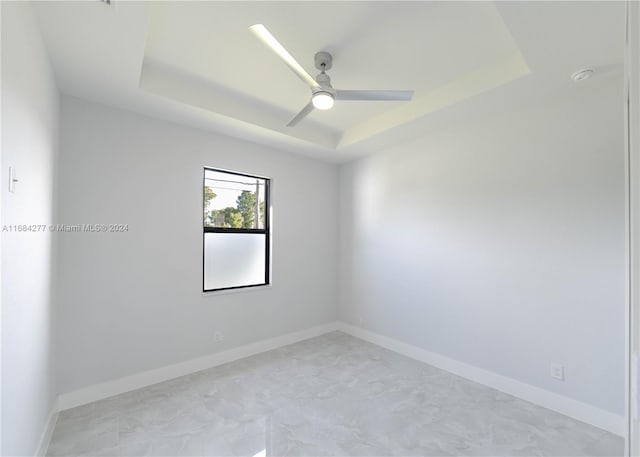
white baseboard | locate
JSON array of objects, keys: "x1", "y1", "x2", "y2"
[
  {"x1": 35, "y1": 403, "x2": 59, "y2": 457},
  {"x1": 56, "y1": 320, "x2": 624, "y2": 437},
  {"x1": 336, "y1": 322, "x2": 625, "y2": 437},
  {"x1": 58, "y1": 322, "x2": 339, "y2": 411}
]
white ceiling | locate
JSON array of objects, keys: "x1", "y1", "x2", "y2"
[{"x1": 32, "y1": 1, "x2": 625, "y2": 163}]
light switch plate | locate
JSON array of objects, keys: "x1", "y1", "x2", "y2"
[{"x1": 8, "y1": 167, "x2": 16, "y2": 193}]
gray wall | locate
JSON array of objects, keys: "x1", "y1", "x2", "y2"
[
  {"x1": 1, "y1": 3, "x2": 60, "y2": 455},
  {"x1": 56, "y1": 96, "x2": 339, "y2": 394},
  {"x1": 338, "y1": 78, "x2": 626, "y2": 415}
]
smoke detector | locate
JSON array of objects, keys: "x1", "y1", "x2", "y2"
[{"x1": 570, "y1": 68, "x2": 594, "y2": 81}]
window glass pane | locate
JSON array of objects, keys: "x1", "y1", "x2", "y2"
[
  {"x1": 204, "y1": 170, "x2": 267, "y2": 229},
  {"x1": 204, "y1": 232, "x2": 266, "y2": 290}
]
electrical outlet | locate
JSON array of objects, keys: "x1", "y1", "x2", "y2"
[
  {"x1": 213, "y1": 331, "x2": 224, "y2": 343},
  {"x1": 550, "y1": 363, "x2": 564, "y2": 381}
]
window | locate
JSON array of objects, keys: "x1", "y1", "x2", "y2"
[{"x1": 203, "y1": 168, "x2": 270, "y2": 292}]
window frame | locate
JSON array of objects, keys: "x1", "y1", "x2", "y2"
[{"x1": 202, "y1": 167, "x2": 271, "y2": 293}]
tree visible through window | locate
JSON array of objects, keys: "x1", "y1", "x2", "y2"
[{"x1": 203, "y1": 168, "x2": 270, "y2": 292}]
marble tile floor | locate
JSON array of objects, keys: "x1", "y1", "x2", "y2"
[{"x1": 47, "y1": 331, "x2": 624, "y2": 457}]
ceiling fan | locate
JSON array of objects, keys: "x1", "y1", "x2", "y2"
[{"x1": 249, "y1": 24, "x2": 414, "y2": 127}]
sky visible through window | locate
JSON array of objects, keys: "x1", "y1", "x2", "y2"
[{"x1": 204, "y1": 169, "x2": 267, "y2": 229}]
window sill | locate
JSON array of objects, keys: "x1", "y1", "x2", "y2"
[{"x1": 202, "y1": 284, "x2": 272, "y2": 297}]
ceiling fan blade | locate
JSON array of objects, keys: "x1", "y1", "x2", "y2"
[
  {"x1": 286, "y1": 102, "x2": 314, "y2": 127},
  {"x1": 250, "y1": 24, "x2": 319, "y2": 90},
  {"x1": 335, "y1": 90, "x2": 414, "y2": 101}
]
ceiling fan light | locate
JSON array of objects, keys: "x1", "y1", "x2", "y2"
[{"x1": 312, "y1": 91, "x2": 334, "y2": 110}]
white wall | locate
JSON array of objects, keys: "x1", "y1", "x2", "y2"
[
  {"x1": 339, "y1": 77, "x2": 626, "y2": 416},
  {"x1": 1, "y1": 2, "x2": 60, "y2": 455},
  {"x1": 56, "y1": 96, "x2": 338, "y2": 395}
]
